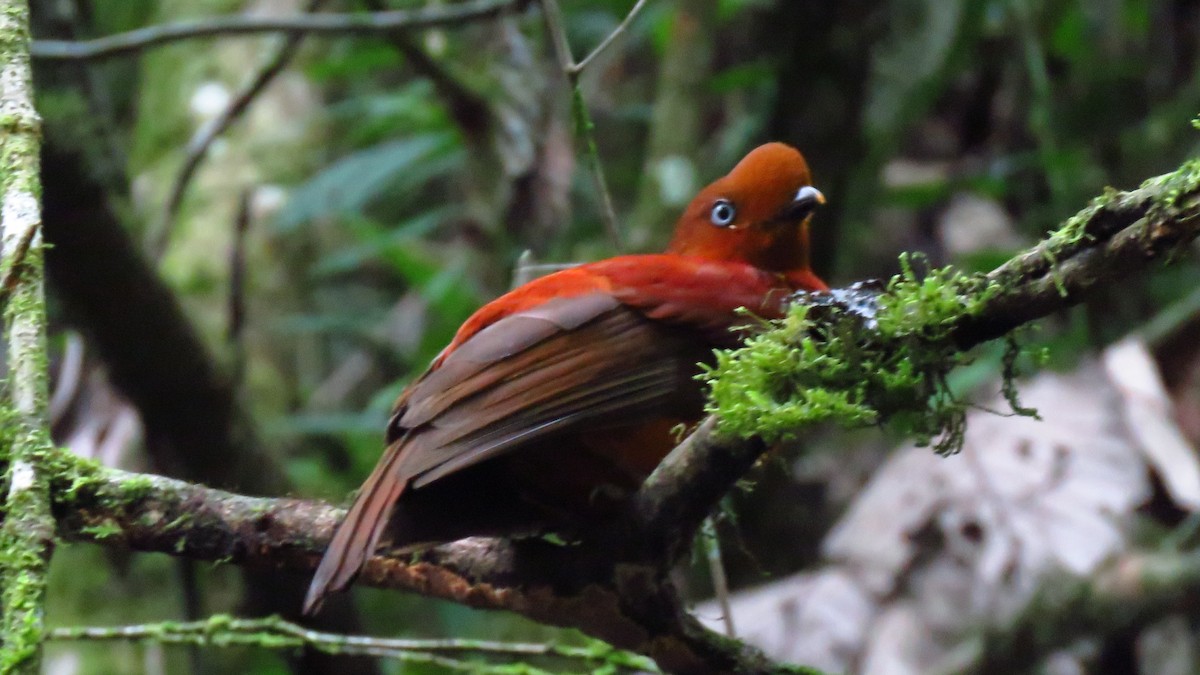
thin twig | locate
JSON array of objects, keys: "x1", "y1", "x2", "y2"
[
  {"x1": 539, "y1": 0, "x2": 575, "y2": 73},
  {"x1": 700, "y1": 517, "x2": 736, "y2": 638},
  {"x1": 149, "y1": 0, "x2": 325, "y2": 258},
  {"x1": 31, "y1": 0, "x2": 535, "y2": 62},
  {"x1": 511, "y1": 249, "x2": 581, "y2": 287},
  {"x1": 571, "y1": 0, "x2": 649, "y2": 75},
  {"x1": 175, "y1": 559, "x2": 204, "y2": 673},
  {"x1": 226, "y1": 188, "x2": 252, "y2": 391},
  {"x1": 539, "y1": 0, "x2": 635, "y2": 251},
  {"x1": 1011, "y1": 0, "x2": 1069, "y2": 216},
  {"x1": 48, "y1": 615, "x2": 658, "y2": 673}
]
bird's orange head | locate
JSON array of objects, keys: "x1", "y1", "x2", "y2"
[{"x1": 667, "y1": 142, "x2": 825, "y2": 284}]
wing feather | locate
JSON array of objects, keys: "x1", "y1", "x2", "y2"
[
  {"x1": 410, "y1": 363, "x2": 676, "y2": 486},
  {"x1": 306, "y1": 290, "x2": 705, "y2": 614},
  {"x1": 395, "y1": 296, "x2": 689, "y2": 481},
  {"x1": 399, "y1": 293, "x2": 622, "y2": 427}
]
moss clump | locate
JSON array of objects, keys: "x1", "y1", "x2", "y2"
[
  {"x1": 78, "y1": 519, "x2": 123, "y2": 541},
  {"x1": 1028, "y1": 152, "x2": 1200, "y2": 299},
  {"x1": 31, "y1": 441, "x2": 107, "y2": 513},
  {"x1": 1037, "y1": 186, "x2": 1121, "y2": 296},
  {"x1": 703, "y1": 255, "x2": 1013, "y2": 455},
  {"x1": 113, "y1": 474, "x2": 155, "y2": 502},
  {"x1": 702, "y1": 305, "x2": 879, "y2": 438},
  {"x1": 1146, "y1": 156, "x2": 1200, "y2": 216}
]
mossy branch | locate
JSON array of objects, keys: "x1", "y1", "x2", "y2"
[
  {"x1": 41, "y1": 158, "x2": 1200, "y2": 673},
  {"x1": 48, "y1": 615, "x2": 658, "y2": 673},
  {"x1": 52, "y1": 459, "x2": 783, "y2": 674},
  {"x1": 0, "y1": 1, "x2": 55, "y2": 672},
  {"x1": 640, "y1": 155, "x2": 1200, "y2": 564}
]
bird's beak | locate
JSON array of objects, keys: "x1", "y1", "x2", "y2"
[{"x1": 773, "y1": 185, "x2": 825, "y2": 224}]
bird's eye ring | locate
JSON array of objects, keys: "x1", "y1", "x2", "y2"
[{"x1": 710, "y1": 199, "x2": 737, "y2": 228}]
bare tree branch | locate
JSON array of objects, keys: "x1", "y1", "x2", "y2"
[
  {"x1": 46, "y1": 163, "x2": 1200, "y2": 673},
  {"x1": 227, "y1": 188, "x2": 253, "y2": 391},
  {"x1": 41, "y1": 142, "x2": 287, "y2": 495},
  {"x1": 360, "y1": 0, "x2": 495, "y2": 144},
  {"x1": 571, "y1": 0, "x2": 648, "y2": 76},
  {"x1": 31, "y1": 0, "x2": 535, "y2": 62}
]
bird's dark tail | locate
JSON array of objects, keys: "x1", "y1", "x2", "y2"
[{"x1": 303, "y1": 439, "x2": 409, "y2": 615}]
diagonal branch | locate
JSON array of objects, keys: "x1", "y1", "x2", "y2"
[
  {"x1": 359, "y1": 0, "x2": 495, "y2": 144},
  {"x1": 41, "y1": 141, "x2": 286, "y2": 494},
  {"x1": 31, "y1": 0, "x2": 536, "y2": 62},
  {"x1": 571, "y1": 0, "x2": 648, "y2": 76},
  {"x1": 967, "y1": 548, "x2": 1200, "y2": 675},
  {"x1": 150, "y1": 0, "x2": 328, "y2": 259},
  {"x1": 46, "y1": 161, "x2": 1200, "y2": 673},
  {"x1": 637, "y1": 164, "x2": 1200, "y2": 560}
]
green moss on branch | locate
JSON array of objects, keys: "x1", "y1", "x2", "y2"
[
  {"x1": 702, "y1": 256, "x2": 1016, "y2": 455},
  {"x1": 703, "y1": 148, "x2": 1200, "y2": 458},
  {"x1": 0, "y1": 1, "x2": 55, "y2": 672}
]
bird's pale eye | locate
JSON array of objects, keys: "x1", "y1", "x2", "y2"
[{"x1": 710, "y1": 199, "x2": 737, "y2": 228}]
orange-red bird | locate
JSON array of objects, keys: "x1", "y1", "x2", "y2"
[{"x1": 304, "y1": 142, "x2": 828, "y2": 613}]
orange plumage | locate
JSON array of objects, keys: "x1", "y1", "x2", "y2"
[{"x1": 303, "y1": 142, "x2": 828, "y2": 614}]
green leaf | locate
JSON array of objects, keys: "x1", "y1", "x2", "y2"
[
  {"x1": 306, "y1": 41, "x2": 404, "y2": 83},
  {"x1": 327, "y1": 81, "x2": 453, "y2": 147},
  {"x1": 274, "y1": 133, "x2": 461, "y2": 231},
  {"x1": 312, "y1": 210, "x2": 457, "y2": 278},
  {"x1": 708, "y1": 61, "x2": 774, "y2": 94}
]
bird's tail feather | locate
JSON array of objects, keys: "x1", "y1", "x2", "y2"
[{"x1": 303, "y1": 439, "x2": 409, "y2": 615}]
